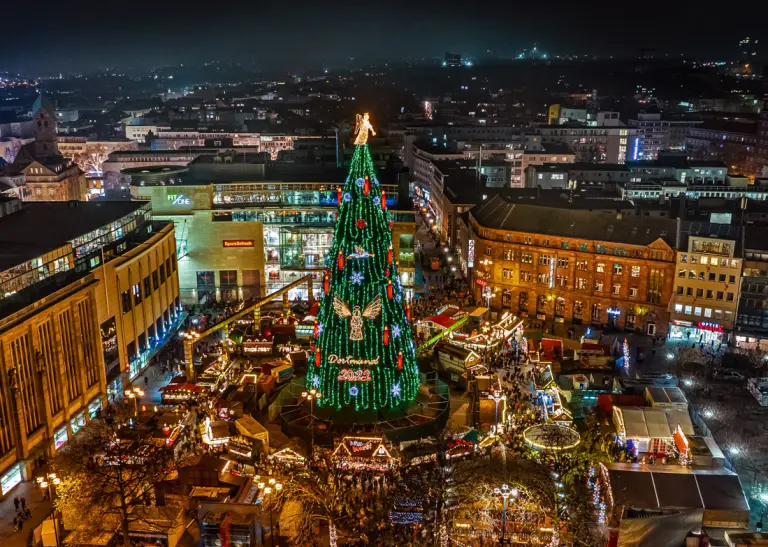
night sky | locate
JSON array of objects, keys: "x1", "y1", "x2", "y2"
[{"x1": 6, "y1": 0, "x2": 768, "y2": 74}]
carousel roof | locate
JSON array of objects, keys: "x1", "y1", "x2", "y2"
[{"x1": 523, "y1": 424, "x2": 580, "y2": 452}]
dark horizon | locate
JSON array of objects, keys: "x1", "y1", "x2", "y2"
[{"x1": 4, "y1": 0, "x2": 768, "y2": 75}]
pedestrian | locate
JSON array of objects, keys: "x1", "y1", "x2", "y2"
[
  {"x1": 20, "y1": 496, "x2": 26, "y2": 509},
  {"x1": 144, "y1": 376, "x2": 149, "y2": 387},
  {"x1": 13, "y1": 496, "x2": 19, "y2": 511},
  {"x1": 13, "y1": 516, "x2": 17, "y2": 531}
]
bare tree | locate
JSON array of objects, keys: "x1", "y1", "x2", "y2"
[{"x1": 54, "y1": 407, "x2": 185, "y2": 546}]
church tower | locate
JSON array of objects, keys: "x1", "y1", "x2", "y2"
[{"x1": 31, "y1": 94, "x2": 58, "y2": 157}]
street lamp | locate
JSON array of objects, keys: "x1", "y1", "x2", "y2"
[
  {"x1": 492, "y1": 483, "x2": 518, "y2": 545},
  {"x1": 125, "y1": 387, "x2": 145, "y2": 416},
  {"x1": 488, "y1": 392, "x2": 507, "y2": 434},
  {"x1": 301, "y1": 388, "x2": 322, "y2": 456},
  {"x1": 262, "y1": 481, "x2": 283, "y2": 547},
  {"x1": 36, "y1": 473, "x2": 61, "y2": 546}
]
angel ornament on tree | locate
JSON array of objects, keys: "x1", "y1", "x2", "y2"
[
  {"x1": 353, "y1": 112, "x2": 376, "y2": 145},
  {"x1": 333, "y1": 294, "x2": 382, "y2": 341}
]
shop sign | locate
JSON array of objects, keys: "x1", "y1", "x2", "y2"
[
  {"x1": 475, "y1": 279, "x2": 487, "y2": 287},
  {"x1": 223, "y1": 240, "x2": 254, "y2": 248},
  {"x1": 673, "y1": 320, "x2": 694, "y2": 327},
  {"x1": 54, "y1": 427, "x2": 68, "y2": 450},
  {"x1": 607, "y1": 307, "x2": 621, "y2": 316},
  {"x1": 468, "y1": 240, "x2": 475, "y2": 268},
  {"x1": 697, "y1": 322, "x2": 722, "y2": 333},
  {"x1": 167, "y1": 194, "x2": 191, "y2": 206}
]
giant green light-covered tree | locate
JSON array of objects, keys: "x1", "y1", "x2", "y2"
[{"x1": 309, "y1": 113, "x2": 418, "y2": 411}]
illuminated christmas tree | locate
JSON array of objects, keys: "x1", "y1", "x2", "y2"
[{"x1": 309, "y1": 113, "x2": 418, "y2": 411}]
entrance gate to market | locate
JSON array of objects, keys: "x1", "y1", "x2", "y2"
[{"x1": 183, "y1": 274, "x2": 314, "y2": 379}]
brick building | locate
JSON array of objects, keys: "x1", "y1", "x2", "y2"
[{"x1": 468, "y1": 194, "x2": 678, "y2": 336}]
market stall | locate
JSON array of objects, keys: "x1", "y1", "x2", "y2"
[
  {"x1": 159, "y1": 383, "x2": 204, "y2": 405},
  {"x1": 612, "y1": 406, "x2": 694, "y2": 455},
  {"x1": 270, "y1": 442, "x2": 307, "y2": 467},
  {"x1": 333, "y1": 436, "x2": 395, "y2": 472}
]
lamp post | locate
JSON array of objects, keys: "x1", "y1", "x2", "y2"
[
  {"x1": 36, "y1": 473, "x2": 61, "y2": 547},
  {"x1": 260, "y1": 479, "x2": 283, "y2": 547},
  {"x1": 301, "y1": 388, "x2": 322, "y2": 456},
  {"x1": 125, "y1": 387, "x2": 145, "y2": 416},
  {"x1": 492, "y1": 483, "x2": 517, "y2": 545},
  {"x1": 488, "y1": 392, "x2": 507, "y2": 435}
]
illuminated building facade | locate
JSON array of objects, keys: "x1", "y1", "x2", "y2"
[
  {"x1": 468, "y1": 194, "x2": 677, "y2": 335},
  {"x1": 0, "y1": 200, "x2": 180, "y2": 499},
  {"x1": 131, "y1": 172, "x2": 416, "y2": 303},
  {"x1": 669, "y1": 228, "x2": 742, "y2": 343}
]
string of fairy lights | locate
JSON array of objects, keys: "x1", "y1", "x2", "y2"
[{"x1": 309, "y1": 143, "x2": 419, "y2": 411}]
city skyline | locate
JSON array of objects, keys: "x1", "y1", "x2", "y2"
[{"x1": 4, "y1": 0, "x2": 768, "y2": 74}]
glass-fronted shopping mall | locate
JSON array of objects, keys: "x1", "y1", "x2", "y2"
[{"x1": 131, "y1": 172, "x2": 417, "y2": 303}]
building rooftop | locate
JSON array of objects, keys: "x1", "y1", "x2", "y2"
[
  {"x1": 627, "y1": 158, "x2": 727, "y2": 170},
  {"x1": 472, "y1": 193, "x2": 678, "y2": 248},
  {"x1": 0, "y1": 201, "x2": 147, "y2": 271}
]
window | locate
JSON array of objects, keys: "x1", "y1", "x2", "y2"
[
  {"x1": 576, "y1": 260, "x2": 588, "y2": 271},
  {"x1": 613, "y1": 264, "x2": 623, "y2": 275},
  {"x1": 484, "y1": 246, "x2": 493, "y2": 256},
  {"x1": 690, "y1": 255, "x2": 698, "y2": 264},
  {"x1": 132, "y1": 283, "x2": 142, "y2": 305},
  {"x1": 729, "y1": 275, "x2": 736, "y2": 283},
  {"x1": 505, "y1": 234, "x2": 512, "y2": 242},
  {"x1": 612, "y1": 283, "x2": 621, "y2": 295},
  {"x1": 523, "y1": 236, "x2": 532, "y2": 245},
  {"x1": 680, "y1": 254, "x2": 688, "y2": 263},
  {"x1": 595, "y1": 281, "x2": 604, "y2": 292},
  {"x1": 730, "y1": 259, "x2": 739, "y2": 268},
  {"x1": 557, "y1": 257, "x2": 569, "y2": 268},
  {"x1": 719, "y1": 274, "x2": 726, "y2": 282},
  {"x1": 684, "y1": 305, "x2": 693, "y2": 315},
  {"x1": 502, "y1": 268, "x2": 514, "y2": 280},
  {"x1": 538, "y1": 254, "x2": 552, "y2": 266},
  {"x1": 537, "y1": 273, "x2": 549, "y2": 285},
  {"x1": 219, "y1": 270, "x2": 238, "y2": 288},
  {"x1": 677, "y1": 286, "x2": 684, "y2": 295},
  {"x1": 716, "y1": 291, "x2": 724, "y2": 300},
  {"x1": 708, "y1": 272, "x2": 716, "y2": 281},
  {"x1": 503, "y1": 249, "x2": 513, "y2": 261},
  {"x1": 557, "y1": 275, "x2": 568, "y2": 287},
  {"x1": 596, "y1": 263, "x2": 605, "y2": 273},
  {"x1": 688, "y1": 270, "x2": 696, "y2": 279},
  {"x1": 686, "y1": 287, "x2": 693, "y2": 296},
  {"x1": 698, "y1": 272, "x2": 705, "y2": 280},
  {"x1": 725, "y1": 310, "x2": 733, "y2": 323},
  {"x1": 579, "y1": 243, "x2": 588, "y2": 252},
  {"x1": 521, "y1": 253, "x2": 533, "y2": 264},
  {"x1": 561, "y1": 241, "x2": 569, "y2": 250},
  {"x1": 121, "y1": 290, "x2": 132, "y2": 313},
  {"x1": 678, "y1": 269, "x2": 686, "y2": 278},
  {"x1": 706, "y1": 290, "x2": 713, "y2": 299},
  {"x1": 704, "y1": 308, "x2": 712, "y2": 318},
  {"x1": 696, "y1": 288, "x2": 704, "y2": 298},
  {"x1": 592, "y1": 303, "x2": 602, "y2": 321},
  {"x1": 710, "y1": 257, "x2": 719, "y2": 266},
  {"x1": 674, "y1": 303, "x2": 683, "y2": 312},
  {"x1": 152, "y1": 270, "x2": 159, "y2": 290},
  {"x1": 520, "y1": 271, "x2": 532, "y2": 282},
  {"x1": 700, "y1": 256, "x2": 709, "y2": 265},
  {"x1": 629, "y1": 287, "x2": 638, "y2": 297},
  {"x1": 647, "y1": 268, "x2": 663, "y2": 304},
  {"x1": 694, "y1": 307, "x2": 702, "y2": 316},
  {"x1": 143, "y1": 277, "x2": 151, "y2": 298},
  {"x1": 631, "y1": 266, "x2": 640, "y2": 277},
  {"x1": 576, "y1": 277, "x2": 587, "y2": 290},
  {"x1": 726, "y1": 292, "x2": 734, "y2": 302},
  {"x1": 160, "y1": 264, "x2": 166, "y2": 283}
]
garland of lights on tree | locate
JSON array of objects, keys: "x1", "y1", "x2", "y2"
[{"x1": 309, "y1": 113, "x2": 419, "y2": 411}]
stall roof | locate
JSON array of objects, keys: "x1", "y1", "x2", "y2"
[
  {"x1": 646, "y1": 386, "x2": 688, "y2": 405},
  {"x1": 235, "y1": 415, "x2": 269, "y2": 440},
  {"x1": 614, "y1": 406, "x2": 694, "y2": 439},
  {"x1": 468, "y1": 307, "x2": 489, "y2": 317},
  {"x1": 606, "y1": 463, "x2": 749, "y2": 512}
]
